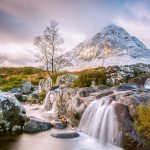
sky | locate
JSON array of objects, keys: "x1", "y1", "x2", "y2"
[{"x1": 0, "y1": 0, "x2": 150, "y2": 67}]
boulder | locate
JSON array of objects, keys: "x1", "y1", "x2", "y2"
[
  {"x1": 52, "y1": 118, "x2": 67, "y2": 129},
  {"x1": 51, "y1": 132, "x2": 80, "y2": 139},
  {"x1": 56, "y1": 74, "x2": 78, "y2": 87},
  {"x1": 0, "y1": 92, "x2": 26, "y2": 135},
  {"x1": 50, "y1": 86, "x2": 59, "y2": 91},
  {"x1": 117, "y1": 83, "x2": 140, "y2": 91},
  {"x1": 114, "y1": 103, "x2": 150, "y2": 150},
  {"x1": 115, "y1": 92, "x2": 150, "y2": 118},
  {"x1": 126, "y1": 93, "x2": 150, "y2": 118},
  {"x1": 106, "y1": 64, "x2": 150, "y2": 86},
  {"x1": 13, "y1": 93, "x2": 23, "y2": 101},
  {"x1": 22, "y1": 95, "x2": 28, "y2": 101},
  {"x1": 10, "y1": 88, "x2": 22, "y2": 94},
  {"x1": 23, "y1": 116, "x2": 51, "y2": 133},
  {"x1": 12, "y1": 125, "x2": 22, "y2": 134},
  {"x1": 90, "y1": 89, "x2": 114, "y2": 99},
  {"x1": 27, "y1": 91, "x2": 39, "y2": 103},
  {"x1": 22, "y1": 81, "x2": 33, "y2": 94},
  {"x1": 52, "y1": 121, "x2": 67, "y2": 129}
]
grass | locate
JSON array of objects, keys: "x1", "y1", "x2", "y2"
[
  {"x1": 0, "y1": 67, "x2": 46, "y2": 91},
  {"x1": 72, "y1": 67, "x2": 106, "y2": 87},
  {"x1": 0, "y1": 66, "x2": 107, "y2": 91},
  {"x1": 134, "y1": 105, "x2": 150, "y2": 141}
]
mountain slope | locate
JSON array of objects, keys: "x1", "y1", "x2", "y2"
[{"x1": 65, "y1": 24, "x2": 150, "y2": 71}]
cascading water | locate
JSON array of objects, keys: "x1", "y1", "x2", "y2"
[
  {"x1": 44, "y1": 91, "x2": 56, "y2": 111},
  {"x1": 39, "y1": 78, "x2": 52, "y2": 93},
  {"x1": 144, "y1": 78, "x2": 150, "y2": 89},
  {"x1": 78, "y1": 96, "x2": 122, "y2": 147},
  {"x1": 42, "y1": 88, "x2": 60, "y2": 118}
]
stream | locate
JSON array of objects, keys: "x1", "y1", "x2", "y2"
[{"x1": 0, "y1": 104, "x2": 123, "y2": 150}]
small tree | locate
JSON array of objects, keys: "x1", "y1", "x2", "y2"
[{"x1": 34, "y1": 20, "x2": 68, "y2": 85}]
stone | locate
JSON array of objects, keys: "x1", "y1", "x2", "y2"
[
  {"x1": 23, "y1": 116, "x2": 51, "y2": 133},
  {"x1": 52, "y1": 119, "x2": 67, "y2": 129},
  {"x1": 27, "y1": 91, "x2": 39, "y2": 103},
  {"x1": 51, "y1": 132, "x2": 80, "y2": 139},
  {"x1": 114, "y1": 103, "x2": 143, "y2": 150},
  {"x1": 90, "y1": 89, "x2": 114, "y2": 99},
  {"x1": 56, "y1": 74, "x2": 78, "y2": 87},
  {"x1": 12, "y1": 125, "x2": 22, "y2": 134},
  {"x1": 52, "y1": 122, "x2": 67, "y2": 129},
  {"x1": 50, "y1": 86, "x2": 59, "y2": 91},
  {"x1": 22, "y1": 95, "x2": 28, "y2": 101},
  {"x1": 117, "y1": 83, "x2": 140, "y2": 91},
  {"x1": 106, "y1": 64, "x2": 150, "y2": 86},
  {"x1": 10, "y1": 88, "x2": 22, "y2": 94},
  {"x1": 13, "y1": 93, "x2": 23, "y2": 101},
  {"x1": 22, "y1": 81, "x2": 33, "y2": 94},
  {"x1": 0, "y1": 92, "x2": 26, "y2": 135}
]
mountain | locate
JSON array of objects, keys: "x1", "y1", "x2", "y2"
[{"x1": 65, "y1": 24, "x2": 150, "y2": 71}]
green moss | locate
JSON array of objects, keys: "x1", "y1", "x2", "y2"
[
  {"x1": 38, "y1": 90, "x2": 46, "y2": 103},
  {"x1": 134, "y1": 105, "x2": 150, "y2": 141}
]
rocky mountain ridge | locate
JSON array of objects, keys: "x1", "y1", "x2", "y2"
[{"x1": 65, "y1": 24, "x2": 150, "y2": 71}]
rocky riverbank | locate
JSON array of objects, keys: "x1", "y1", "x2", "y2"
[
  {"x1": 1, "y1": 64, "x2": 150, "y2": 150},
  {"x1": 43, "y1": 82, "x2": 150, "y2": 150}
]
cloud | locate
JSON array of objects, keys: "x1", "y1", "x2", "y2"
[
  {"x1": 0, "y1": 0, "x2": 150, "y2": 66},
  {"x1": 115, "y1": 0, "x2": 150, "y2": 47},
  {"x1": 0, "y1": 44, "x2": 36, "y2": 67}
]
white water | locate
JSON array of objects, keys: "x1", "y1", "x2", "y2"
[
  {"x1": 39, "y1": 78, "x2": 52, "y2": 93},
  {"x1": 144, "y1": 78, "x2": 150, "y2": 89},
  {"x1": 43, "y1": 89, "x2": 61, "y2": 118},
  {"x1": 78, "y1": 96, "x2": 122, "y2": 146},
  {"x1": 0, "y1": 104, "x2": 123, "y2": 150}
]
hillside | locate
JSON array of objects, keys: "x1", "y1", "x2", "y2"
[{"x1": 0, "y1": 67, "x2": 46, "y2": 91}]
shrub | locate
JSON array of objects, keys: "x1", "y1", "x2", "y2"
[
  {"x1": 73, "y1": 70, "x2": 106, "y2": 88},
  {"x1": 23, "y1": 67, "x2": 33, "y2": 75},
  {"x1": 38, "y1": 90, "x2": 46, "y2": 103},
  {"x1": 134, "y1": 105, "x2": 150, "y2": 141}
]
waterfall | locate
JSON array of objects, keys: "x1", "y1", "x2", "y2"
[
  {"x1": 42, "y1": 88, "x2": 61, "y2": 119},
  {"x1": 43, "y1": 91, "x2": 57, "y2": 111},
  {"x1": 144, "y1": 78, "x2": 150, "y2": 89},
  {"x1": 78, "y1": 96, "x2": 122, "y2": 146},
  {"x1": 39, "y1": 78, "x2": 52, "y2": 93}
]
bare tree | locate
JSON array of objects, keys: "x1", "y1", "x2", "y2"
[
  {"x1": 34, "y1": 20, "x2": 69, "y2": 84},
  {"x1": 0, "y1": 54, "x2": 7, "y2": 65}
]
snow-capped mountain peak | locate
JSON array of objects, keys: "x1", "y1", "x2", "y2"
[{"x1": 64, "y1": 24, "x2": 150, "y2": 71}]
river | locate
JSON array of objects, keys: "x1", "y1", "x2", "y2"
[{"x1": 0, "y1": 104, "x2": 123, "y2": 150}]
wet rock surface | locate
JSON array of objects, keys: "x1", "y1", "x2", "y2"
[
  {"x1": 21, "y1": 81, "x2": 33, "y2": 94},
  {"x1": 23, "y1": 116, "x2": 51, "y2": 133},
  {"x1": 56, "y1": 74, "x2": 78, "y2": 87},
  {"x1": 106, "y1": 64, "x2": 150, "y2": 86},
  {"x1": 51, "y1": 132, "x2": 80, "y2": 139},
  {"x1": 117, "y1": 83, "x2": 140, "y2": 91},
  {"x1": 27, "y1": 91, "x2": 39, "y2": 103},
  {"x1": 0, "y1": 92, "x2": 26, "y2": 135}
]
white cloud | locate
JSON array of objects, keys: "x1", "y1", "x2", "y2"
[{"x1": 0, "y1": 43, "x2": 36, "y2": 67}]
